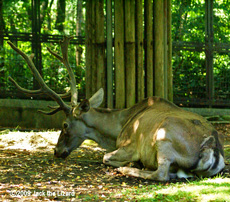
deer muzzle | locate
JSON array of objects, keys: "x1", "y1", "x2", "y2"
[{"x1": 54, "y1": 148, "x2": 70, "y2": 159}]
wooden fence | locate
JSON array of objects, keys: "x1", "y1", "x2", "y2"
[{"x1": 85, "y1": 0, "x2": 172, "y2": 108}]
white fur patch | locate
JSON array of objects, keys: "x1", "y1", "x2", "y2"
[
  {"x1": 177, "y1": 169, "x2": 194, "y2": 179},
  {"x1": 193, "y1": 149, "x2": 225, "y2": 177}
]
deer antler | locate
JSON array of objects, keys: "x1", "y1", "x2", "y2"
[
  {"x1": 47, "y1": 36, "x2": 78, "y2": 107},
  {"x1": 7, "y1": 38, "x2": 74, "y2": 115}
]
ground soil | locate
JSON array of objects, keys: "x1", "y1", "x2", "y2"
[{"x1": 0, "y1": 123, "x2": 229, "y2": 201}]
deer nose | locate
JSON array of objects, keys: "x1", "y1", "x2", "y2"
[
  {"x1": 54, "y1": 149, "x2": 57, "y2": 156},
  {"x1": 61, "y1": 150, "x2": 69, "y2": 159},
  {"x1": 54, "y1": 148, "x2": 69, "y2": 159}
]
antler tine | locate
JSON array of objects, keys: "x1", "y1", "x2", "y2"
[
  {"x1": 47, "y1": 36, "x2": 78, "y2": 107},
  {"x1": 7, "y1": 41, "x2": 72, "y2": 115},
  {"x1": 9, "y1": 75, "x2": 71, "y2": 98},
  {"x1": 8, "y1": 76, "x2": 43, "y2": 95},
  {"x1": 38, "y1": 107, "x2": 63, "y2": 115}
]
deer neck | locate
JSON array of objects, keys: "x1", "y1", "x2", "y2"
[{"x1": 81, "y1": 108, "x2": 130, "y2": 150}]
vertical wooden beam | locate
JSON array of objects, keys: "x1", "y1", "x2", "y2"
[
  {"x1": 136, "y1": 0, "x2": 144, "y2": 102},
  {"x1": 32, "y1": 0, "x2": 42, "y2": 90},
  {"x1": 205, "y1": 0, "x2": 214, "y2": 107},
  {"x1": 163, "y1": 0, "x2": 168, "y2": 99},
  {"x1": 91, "y1": 0, "x2": 97, "y2": 95},
  {"x1": 106, "y1": 0, "x2": 113, "y2": 108},
  {"x1": 145, "y1": 0, "x2": 153, "y2": 97},
  {"x1": 154, "y1": 0, "x2": 165, "y2": 98},
  {"x1": 85, "y1": 0, "x2": 92, "y2": 98},
  {"x1": 115, "y1": 0, "x2": 125, "y2": 109},
  {"x1": 167, "y1": 0, "x2": 173, "y2": 102},
  {"x1": 125, "y1": 0, "x2": 136, "y2": 107},
  {"x1": 95, "y1": 0, "x2": 106, "y2": 106}
]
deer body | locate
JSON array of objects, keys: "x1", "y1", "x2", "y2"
[
  {"x1": 103, "y1": 97, "x2": 225, "y2": 181},
  {"x1": 8, "y1": 37, "x2": 225, "y2": 181},
  {"x1": 55, "y1": 94, "x2": 225, "y2": 181}
]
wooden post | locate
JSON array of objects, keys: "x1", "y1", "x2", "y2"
[
  {"x1": 91, "y1": 0, "x2": 97, "y2": 95},
  {"x1": 95, "y1": 0, "x2": 106, "y2": 106},
  {"x1": 106, "y1": 0, "x2": 113, "y2": 108},
  {"x1": 154, "y1": 0, "x2": 165, "y2": 98},
  {"x1": 145, "y1": 0, "x2": 154, "y2": 97},
  {"x1": 86, "y1": 0, "x2": 172, "y2": 106},
  {"x1": 167, "y1": 0, "x2": 173, "y2": 102},
  {"x1": 205, "y1": 0, "x2": 214, "y2": 107},
  {"x1": 164, "y1": 0, "x2": 168, "y2": 99},
  {"x1": 85, "y1": 0, "x2": 92, "y2": 98},
  {"x1": 125, "y1": 0, "x2": 136, "y2": 107},
  {"x1": 76, "y1": 0, "x2": 83, "y2": 67},
  {"x1": 136, "y1": 0, "x2": 144, "y2": 102},
  {"x1": 115, "y1": 0, "x2": 125, "y2": 109}
]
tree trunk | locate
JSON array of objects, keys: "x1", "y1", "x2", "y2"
[
  {"x1": 40, "y1": 0, "x2": 49, "y2": 26},
  {"x1": 47, "y1": 0, "x2": 54, "y2": 30},
  {"x1": 55, "y1": 0, "x2": 66, "y2": 32}
]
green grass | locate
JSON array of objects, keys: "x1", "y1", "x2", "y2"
[{"x1": 109, "y1": 177, "x2": 230, "y2": 201}]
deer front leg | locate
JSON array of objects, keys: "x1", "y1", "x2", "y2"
[{"x1": 103, "y1": 147, "x2": 139, "y2": 167}]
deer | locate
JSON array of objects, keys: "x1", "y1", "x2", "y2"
[{"x1": 8, "y1": 36, "x2": 225, "y2": 181}]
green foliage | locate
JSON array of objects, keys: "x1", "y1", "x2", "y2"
[
  {"x1": 172, "y1": 0, "x2": 205, "y2": 42},
  {"x1": 171, "y1": 0, "x2": 230, "y2": 104},
  {"x1": 0, "y1": 0, "x2": 85, "y2": 98},
  {"x1": 3, "y1": 0, "x2": 31, "y2": 33}
]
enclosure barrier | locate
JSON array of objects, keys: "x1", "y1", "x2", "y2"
[
  {"x1": 1, "y1": 0, "x2": 229, "y2": 109},
  {"x1": 85, "y1": 0, "x2": 172, "y2": 108}
]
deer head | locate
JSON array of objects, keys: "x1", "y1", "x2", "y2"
[
  {"x1": 54, "y1": 88, "x2": 104, "y2": 158},
  {"x1": 8, "y1": 36, "x2": 105, "y2": 158}
]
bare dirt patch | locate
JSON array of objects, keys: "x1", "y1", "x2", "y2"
[{"x1": 0, "y1": 124, "x2": 229, "y2": 201}]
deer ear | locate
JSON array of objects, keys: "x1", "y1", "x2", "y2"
[
  {"x1": 200, "y1": 136, "x2": 215, "y2": 149},
  {"x1": 78, "y1": 99, "x2": 90, "y2": 112},
  {"x1": 89, "y1": 88, "x2": 104, "y2": 108}
]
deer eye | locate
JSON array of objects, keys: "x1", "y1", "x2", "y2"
[{"x1": 63, "y1": 122, "x2": 69, "y2": 129}]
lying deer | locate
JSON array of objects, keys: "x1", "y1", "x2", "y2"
[{"x1": 8, "y1": 37, "x2": 225, "y2": 181}]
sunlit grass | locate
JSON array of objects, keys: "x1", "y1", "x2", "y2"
[{"x1": 112, "y1": 177, "x2": 230, "y2": 201}]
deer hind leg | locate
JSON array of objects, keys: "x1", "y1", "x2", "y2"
[
  {"x1": 118, "y1": 158, "x2": 171, "y2": 181},
  {"x1": 117, "y1": 141, "x2": 175, "y2": 181},
  {"x1": 103, "y1": 146, "x2": 139, "y2": 168}
]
